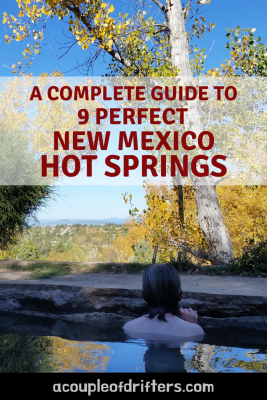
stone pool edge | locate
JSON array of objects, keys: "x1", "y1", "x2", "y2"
[
  {"x1": 0, "y1": 282, "x2": 267, "y2": 318},
  {"x1": 0, "y1": 281, "x2": 267, "y2": 346}
]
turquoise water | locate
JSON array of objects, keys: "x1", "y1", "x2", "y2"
[{"x1": 0, "y1": 333, "x2": 266, "y2": 373}]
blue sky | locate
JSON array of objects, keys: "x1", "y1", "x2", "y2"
[{"x1": 0, "y1": 0, "x2": 266, "y2": 220}]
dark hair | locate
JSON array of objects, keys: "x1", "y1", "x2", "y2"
[{"x1": 142, "y1": 264, "x2": 182, "y2": 321}]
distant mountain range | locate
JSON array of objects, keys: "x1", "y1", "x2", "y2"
[{"x1": 37, "y1": 217, "x2": 127, "y2": 226}]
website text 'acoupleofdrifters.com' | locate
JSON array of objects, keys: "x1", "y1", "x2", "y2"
[{"x1": 53, "y1": 379, "x2": 214, "y2": 395}]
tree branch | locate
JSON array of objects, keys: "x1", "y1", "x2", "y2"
[
  {"x1": 152, "y1": 0, "x2": 167, "y2": 13},
  {"x1": 185, "y1": 4, "x2": 202, "y2": 23},
  {"x1": 131, "y1": 24, "x2": 169, "y2": 33},
  {"x1": 183, "y1": 0, "x2": 192, "y2": 15},
  {"x1": 141, "y1": 219, "x2": 211, "y2": 262},
  {"x1": 167, "y1": 239, "x2": 211, "y2": 261},
  {"x1": 214, "y1": 175, "x2": 230, "y2": 186},
  {"x1": 153, "y1": 28, "x2": 169, "y2": 35},
  {"x1": 65, "y1": 3, "x2": 140, "y2": 74}
]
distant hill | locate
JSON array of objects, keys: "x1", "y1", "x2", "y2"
[{"x1": 37, "y1": 218, "x2": 127, "y2": 226}]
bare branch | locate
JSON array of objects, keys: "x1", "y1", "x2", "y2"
[
  {"x1": 152, "y1": 0, "x2": 167, "y2": 13},
  {"x1": 167, "y1": 239, "x2": 211, "y2": 261},
  {"x1": 57, "y1": 39, "x2": 78, "y2": 59},
  {"x1": 142, "y1": 219, "x2": 211, "y2": 262},
  {"x1": 153, "y1": 28, "x2": 169, "y2": 35},
  {"x1": 185, "y1": 4, "x2": 202, "y2": 23},
  {"x1": 183, "y1": 0, "x2": 192, "y2": 15},
  {"x1": 153, "y1": 23, "x2": 168, "y2": 27}
]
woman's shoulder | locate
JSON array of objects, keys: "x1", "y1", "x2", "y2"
[
  {"x1": 183, "y1": 321, "x2": 204, "y2": 336},
  {"x1": 164, "y1": 314, "x2": 204, "y2": 336},
  {"x1": 123, "y1": 314, "x2": 204, "y2": 338},
  {"x1": 123, "y1": 316, "x2": 148, "y2": 332}
]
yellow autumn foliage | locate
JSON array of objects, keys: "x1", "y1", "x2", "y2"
[
  {"x1": 4, "y1": 1, "x2": 215, "y2": 77},
  {"x1": 136, "y1": 183, "x2": 267, "y2": 261},
  {"x1": 217, "y1": 185, "x2": 267, "y2": 256},
  {"x1": 3, "y1": 0, "x2": 127, "y2": 71},
  {"x1": 113, "y1": 221, "x2": 149, "y2": 262},
  {"x1": 137, "y1": 183, "x2": 207, "y2": 262},
  {"x1": 46, "y1": 336, "x2": 111, "y2": 372},
  {"x1": 113, "y1": 235, "x2": 133, "y2": 262},
  {"x1": 0, "y1": 248, "x2": 15, "y2": 260}
]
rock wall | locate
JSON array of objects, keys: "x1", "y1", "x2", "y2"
[
  {"x1": 1, "y1": 283, "x2": 267, "y2": 318},
  {"x1": 1, "y1": 282, "x2": 267, "y2": 347}
]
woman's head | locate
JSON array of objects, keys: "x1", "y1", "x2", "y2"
[{"x1": 142, "y1": 264, "x2": 182, "y2": 321}]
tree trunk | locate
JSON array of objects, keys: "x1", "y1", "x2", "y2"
[
  {"x1": 152, "y1": 245, "x2": 158, "y2": 264},
  {"x1": 165, "y1": 0, "x2": 234, "y2": 264},
  {"x1": 173, "y1": 175, "x2": 186, "y2": 262}
]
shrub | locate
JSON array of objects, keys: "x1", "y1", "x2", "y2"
[{"x1": 232, "y1": 241, "x2": 267, "y2": 271}]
